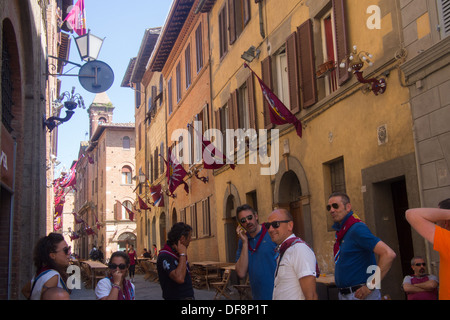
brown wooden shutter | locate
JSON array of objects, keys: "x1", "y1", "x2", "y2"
[
  {"x1": 246, "y1": 73, "x2": 257, "y2": 130},
  {"x1": 228, "y1": 0, "x2": 236, "y2": 45},
  {"x1": 286, "y1": 31, "x2": 300, "y2": 114},
  {"x1": 297, "y1": 19, "x2": 318, "y2": 109},
  {"x1": 261, "y1": 56, "x2": 274, "y2": 129},
  {"x1": 228, "y1": 90, "x2": 238, "y2": 130},
  {"x1": 333, "y1": 0, "x2": 350, "y2": 86},
  {"x1": 243, "y1": 0, "x2": 251, "y2": 26},
  {"x1": 115, "y1": 201, "x2": 121, "y2": 221},
  {"x1": 215, "y1": 109, "x2": 221, "y2": 131}
]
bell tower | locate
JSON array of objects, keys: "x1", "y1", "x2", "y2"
[{"x1": 87, "y1": 92, "x2": 114, "y2": 138}]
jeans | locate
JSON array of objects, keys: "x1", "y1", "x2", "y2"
[{"x1": 338, "y1": 289, "x2": 381, "y2": 300}]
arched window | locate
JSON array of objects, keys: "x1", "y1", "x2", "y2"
[
  {"x1": 123, "y1": 136, "x2": 130, "y2": 149},
  {"x1": 98, "y1": 117, "x2": 107, "y2": 125},
  {"x1": 122, "y1": 166, "x2": 132, "y2": 184},
  {"x1": 122, "y1": 200, "x2": 133, "y2": 220}
]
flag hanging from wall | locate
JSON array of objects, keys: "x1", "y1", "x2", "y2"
[
  {"x1": 63, "y1": 0, "x2": 87, "y2": 36},
  {"x1": 244, "y1": 63, "x2": 303, "y2": 138},
  {"x1": 116, "y1": 200, "x2": 135, "y2": 221},
  {"x1": 150, "y1": 184, "x2": 165, "y2": 207},
  {"x1": 137, "y1": 194, "x2": 151, "y2": 211},
  {"x1": 161, "y1": 148, "x2": 189, "y2": 196}
]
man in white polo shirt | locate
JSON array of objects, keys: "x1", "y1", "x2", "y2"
[{"x1": 266, "y1": 208, "x2": 318, "y2": 300}]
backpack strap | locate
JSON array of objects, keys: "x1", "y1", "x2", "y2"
[{"x1": 29, "y1": 269, "x2": 53, "y2": 300}]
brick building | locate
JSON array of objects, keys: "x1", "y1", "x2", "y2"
[
  {"x1": 0, "y1": 0, "x2": 72, "y2": 299},
  {"x1": 73, "y1": 93, "x2": 136, "y2": 260}
]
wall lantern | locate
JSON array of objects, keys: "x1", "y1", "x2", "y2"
[
  {"x1": 74, "y1": 29, "x2": 105, "y2": 62},
  {"x1": 241, "y1": 46, "x2": 261, "y2": 63},
  {"x1": 43, "y1": 87, "x2": 85, "y2": 132},
  {"x1": 340, "y1": 45, "x2": 387, "y2": 95}
]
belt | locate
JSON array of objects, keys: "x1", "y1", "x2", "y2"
[{"x1": 338, "y1": 284, "x2": 364, "y2": 295}]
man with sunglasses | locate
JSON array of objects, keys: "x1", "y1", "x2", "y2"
[
  {"x1": 402, "y1": 256, "x2": 438, "y2": 300},
  {"x1": 235, "y1": 204, "x2": 277, "y2": 300},
  {"x1": 267, "y1": 209, "x2": 318, "y2": 300},
  {"x1": 329, "y1": 192, "x2": 396, "y2": 300},
  {"x1": 406, "y1": 198, "x2": 450, "y2": 300}
]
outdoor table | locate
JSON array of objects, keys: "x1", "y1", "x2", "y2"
[{"x1": 81, "y1": 260, "x2": 108, "y2": 289}]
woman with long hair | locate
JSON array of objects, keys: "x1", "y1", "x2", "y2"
[
  {"x1": 29, "y1": 233, "x2": 71, "y2": 299},
  {"x1": 95, "y1": 251, "x2": 135, "y2": 300}
]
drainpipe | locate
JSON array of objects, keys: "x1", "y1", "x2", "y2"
[{"x1": 7, "y1": 139, "x2": 17, "y2": 300}]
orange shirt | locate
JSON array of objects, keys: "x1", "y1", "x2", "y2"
[{"x1": 434, "y1": 226, "x2": 450, "y2": 300}]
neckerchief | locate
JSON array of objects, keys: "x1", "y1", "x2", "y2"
[
  {"x1": 159, "y1": 243, "x2": 190, "y2": 273},
  {"x1": 248, "y1": 224, "x2": 267, "y2": 254},
  {"x1": 275, "y1": 235, "x2": 320, "y2": 277},
  {"x1": 333, "y1": 211, "x2": 361, "y2": 264},
  {"x1": 109, "y1": 277, "x2": 134, "y2": 300}
]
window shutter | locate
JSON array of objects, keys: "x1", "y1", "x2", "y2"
[
  {"x1": 215, "y1": 109, "x2": 222, "y2": 132},
  {"x1": 228, "y1": 0, "x2": 236, "y2": 45},
  {"x1": 261, "y1": 56, "x2": 274, "y2": 129},
  {"x1": 286, "y1": 31, "x2": 301, "y2": 114},
  {"x1": 243, "y1": 0, "x2": 251, "y2": 26},
  {"x1": 232, "y1": 89, "x2": 239, "y2": 129},
  {"x1": 333, "y1": 0, "x2": 350, "y2": 85},
  {"x1": 246, "y1": 73, "x2": 257, "y2": 130},
  {"x1": 438, "y1": 0, "x2": 450, "y2": 38},
  {"x1": 297, "y1": 19, "x2": 318, "y2": 108},
  {"x1": 115, "y1": 201, "x2": 121, "y2": 221}
]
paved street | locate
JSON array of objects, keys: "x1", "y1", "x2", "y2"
[{"x1": 70, "y1": 274, "x2": 241, "y2": 300}]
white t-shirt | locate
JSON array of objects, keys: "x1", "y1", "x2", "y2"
[
  {"x1": 30, "y1": 269, "x2": 66, "y2": 300},
  {"x1": 95, "y1": 278, "x2": 135, "y2": 300},
  {"x1": 273, "y1": 235, "x2": 317, "y2": 300}
]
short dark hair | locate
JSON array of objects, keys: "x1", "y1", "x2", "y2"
[
  {"x1": 329, "y1": 192, "x2": 350, "y2": 205},
  {"x1": 167, "y1": 222, "x2": 192, "y2": 246},
  {"x1": 110, "y1": 251, "x2": 130, "y2": 265},
  {"x1": 236, "y1": 204, "x2": 256, "y2": 217},
  {"x1": 438, "y1": 198, "x2": 450, "y2": 209}
]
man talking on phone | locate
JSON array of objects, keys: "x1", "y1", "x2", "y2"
[{"x1": 235, "y1": 204, "x2": 277, "y2": 300}]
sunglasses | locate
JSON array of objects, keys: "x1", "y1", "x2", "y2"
[
  {"x1": 414, "y1": 263, "x2": 426, "y2": 267},
  {"x1": 326, "y1": 203, "x2": 340, "y2": 211},
  {"x1": 239, "y1": 215, "x2": 254, "y2": 224},
  {"x1": 263, "y1": 220, "x2": 291, "y2": 229},
  {"x1": 109, "y1": 263, "x2": 127, "y2": 270},
  {"x1": 55, "y1": 246, "x2": 71, "y2": 255}
]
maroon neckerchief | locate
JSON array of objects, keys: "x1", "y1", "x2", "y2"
[
  {"x1": 248, "y1": 224, "x2": 267, "y2": 254},
  {"x1": 333, "y1": 212, "x2": 361, "y2": 263},
  {"x1": 159, "y1": 243, "x2": 190, "y2": 273},
  {"x1": 276, "y1": 236, "x2": 320, "y2": 277},
  {"x1": 108, "y1": 277, "x2": 133, "y2": 300}
]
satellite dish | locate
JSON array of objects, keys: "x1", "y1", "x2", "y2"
[{"x1": 78, "y1": 60, "x2": 114, "y2": 93}]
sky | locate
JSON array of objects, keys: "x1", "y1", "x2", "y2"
[{"x1": 55, "y1": 0, "x2": 172, "y2": 174}]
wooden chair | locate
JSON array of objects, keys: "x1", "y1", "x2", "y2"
[
  {"x1": 210, "y1": 269, "x2": 232, "y2": 300},
  {"x1": 233, "y1": 276, "x2": 252, "y2": 300}
]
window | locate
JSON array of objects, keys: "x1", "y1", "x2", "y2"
[
  {"x1": 228, "y1": 0, "x2": 251, "y2": 44},
  {"x1": 195, "y1": 23, "x2": 203, "y2": 72},
  {"x1": 154, "y1": 147, "x2": 159, "y2": 179},
  {"x1": 274, "y1": 47, "x2": 290, "y2": 109},
  {"x1": 122, "y1": 200, "x2": 133, "y2": 220},
  {"x1": 330, "y1": 158, "x2": 346, "y2": 193},
  {"x1": 138, "y1": 124, "x2": 142, "y2": 150},
  {"x1": 219, "y1": 5, "x2": 228, "y2": 58},
  {"x1": 438, "y1": 0, "x2": 450, "y2": 38},
  {"x1": 135, "y1": 83, "x2": 141, "y2": 109},
  {"x1": 98, "y1": 117, "x2": 107, "y2": 125},
  {"x1": 190, "y1": 203, "x2": 198, "y2": 238},
  {"x1": 321, "y1": 11, "x2": 338, "y2": 94},
  {"x1": 185, "y1": 44, "x2": 192, "y2": 89},
  {"x1": 122, "y1": 166, "x2": 132, "y2": 184},
  {"x1": 159, "y1": 74, "x2": 164, "y2": 106},
  {"x1": 168, "y1": 77, "x2": 173, "y2": 115},
  {"x1": 160, "y1": 142, "x2": 165, "y2": 174},
  {"x1": 123, "y1": 136, "x2": 130, "y2": 149},
  {"x1": 202, "y1": 197, "x2": 211, "y2": 236},
  {"x1": 176, "y1": 62, "x2": 182, "y2": 102}
]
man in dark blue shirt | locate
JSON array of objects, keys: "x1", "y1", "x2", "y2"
[
  {"x1": 157, "y1": 222, "x2": 194, "y2": 300},
  {"x1": 328, "y1": 192, "x2": 396, "y2": 300},
  {"x1": 235, "y1": 204, "x2": 277, "y2": 300}
]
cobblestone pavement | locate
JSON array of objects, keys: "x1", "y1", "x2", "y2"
[{"x1": 70, "y1": 274, "x2": 241, "y2": 300}]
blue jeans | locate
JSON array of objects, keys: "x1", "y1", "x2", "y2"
[{"x1": 338, "y1": 289, "x2": 381, "y2": 300}]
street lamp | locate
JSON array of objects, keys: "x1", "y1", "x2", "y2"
[
  {"x1": 74, "y1": 29, "x2": 105, "y2": 62},
  {"x1": 43, "y1": 86, "x2": 85, "y2": 132}
]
